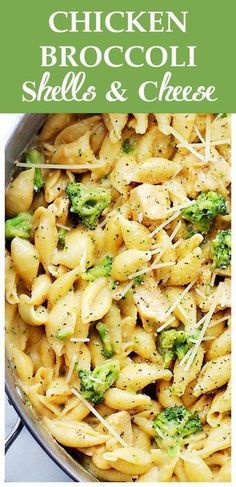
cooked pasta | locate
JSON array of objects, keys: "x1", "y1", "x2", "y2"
[{"x1": 5, "y1": 112, "x2": 231, "y2": 482}]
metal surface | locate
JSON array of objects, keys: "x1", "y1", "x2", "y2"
[
  {"x1": 5, "y1": 114, "x2": 98, "y2": 482},
  {"x1": 5, "y1": 417, "x2": 24, "y2": 454}
]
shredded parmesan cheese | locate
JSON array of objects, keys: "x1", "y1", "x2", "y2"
[
  {"x1": 210, "y1": 273, "x2": 216, "y2": 287},
  {"x1": 208, "y1": 314, "x2": 231, "y2": 328},
  {"x1": 165, "y1": 200, "x2": 195, "y2": 214},
  {"x1": 148, "y1": 248, "x2": 162, "y2": 257},
  {"x1": 194, "y1": 311, "x2": 212, "y2": 330},
  {"x1": 172, "y1": 238, "x2": 183, "y2": 249},
  {"x1": 190, "y1": 336, "x2": 216, "y2": 343},
  {"x1": 156, "y1": 316, "x2": 175, "y2": 333},
  {"x1": 66, "y1": 354, "x2": 78, "y2": 384},
  {"x1": 205, "y1": 114, "x2": 211, "y2": 163},
  {"x1": 128, "y1": 266, "x2": 150, "y2": 279},
  {"x1": 194, "y1": 124, "x2": 205, "y2": 144},
  {"x1": 113, "y1": 280, "x2": 134, "y2": 300},
  {"x1": 167, "y1": 125, "x2": 206, "y2": 162},
  {"x1": 148, "y1": 211, "x2": 181, "y2": 239},
  {"x1": 195, "y1": 288, "x2": 207, "y2": 300},
  {"x1": 127, "y1": 260, "x2": 175, "y2": 280},
  {"x1": 211, "y1": 138, "x2": 231, "y2": 146},
  {"x1": 179, "y1": 346, "x2": 194, "y2": 367},
  {"x1": 214, "y1": 113, "x2": 223, "y2": 122},
  {"x1": 164, "y1": 279, "x2": 197, "y2": 319},
  {"x1": 177, "y1": 304, "x2": 189, "y2": 321},
  {"x1": 99, "y1": 210, "x2": 116, "y2": 228},
  {"x1": 56, "y1": 223, "x2": 71, "y2": 231},
  {"x1": 184, "y1": 297, "x2": 217, "y2": 371},
  {"x1": 169, "y1": 221, "x2": 182, "y2": 242},
  {"x1": 177, "y1": 140, "x2": 229, "y2": 149},
  {"x1": 71, "y1": 388, "x2": 128, "y2": 447}
]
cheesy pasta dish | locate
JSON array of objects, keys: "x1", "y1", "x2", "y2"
[{"x1": 5, "y1": 112, "x2": 231, "y2": 482}]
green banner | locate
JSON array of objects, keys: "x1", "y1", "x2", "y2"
[{"x1": 1, "y1": 0, "x2": 235, "y2": 112}]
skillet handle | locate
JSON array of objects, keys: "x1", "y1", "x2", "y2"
[{"x1": 5, "y1": 416, "x2": 24, "y2": 453}]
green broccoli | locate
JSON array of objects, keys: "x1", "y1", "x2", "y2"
[
  {"x1": 78, "y1": 359, "x2": 120, "y2": 404},
  {"x1": 181, "y1": 191, "x2": 228, "y2": 234},
  {"x1": 96, "y1": 322, "x2": 114, "y2": 358},
  {"x1": 133, "y1": 275, "x2": 144, "y2": 285},
  {"x1": 211, "y1": 229, "x2": 231, "y2": 269},
  {"x1": 5, "y1": 212, "x2": 32, "y2": 239},
  {"x1": 153, "y1": 406, "x2": 202, "y2": 456},
  {"x1": 26, "y1": 149, "x2": 44, "y2": 192},
  {"x1": 57, "y1": 228, "x2": 67, "y2": 250},
  {"x1": 158, "y1": 329, "x2": 200, "y2": 368},
  {"x1": 122, "y1": 138, "x2": 134, "y2": 154},
  {"x1": 66, "y1": 182, "x2": 111, "y2": 229},
  {"x1": 83, "y1": 256, "x2": 113, "y2": 281}
]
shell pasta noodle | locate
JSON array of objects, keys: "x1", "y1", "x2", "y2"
[{"x1": 5, "y1": 112, "x2": 231, "y2": 482}]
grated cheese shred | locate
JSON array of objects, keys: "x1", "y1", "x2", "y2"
[
  {"x1": 56, "y1": 223, "x2": 72, "y2": 231},
  {"x1": 184, "y1": 297, "x2": 217, "y2": 371},
  {"x1": 66, "y1": 354, "x2": 78, "y2": 384},
  {"x1": 113, "y1": 280, "x2": 134, "y2": 300},
  {"x1": 208, "y1": 314, "x2": 231, "y2": 328},
  {"x1": 71, "y1": 388, "x2": 128, "y2": 447},
  {"x1": 194, "y1": 124, "x2": 205, "y2": 144},
  {"x1": 156, "y1": 316, "x2": 175, "y2": 333},
  {"x1": 148, "y1": 210, "x2": 181, "y2": 239},
  {"x1": 205, "y1": 114, "x2": 211, "y2": 163},
  {"x1": 169, "y1": 221, "x2": 182, "y2": 242},
  {"x1": 167, "y1": 125, "x2": 206, "y2": 162},
  {"x1": 164, "y1": 279, "x2": 197, "y2": 319}
]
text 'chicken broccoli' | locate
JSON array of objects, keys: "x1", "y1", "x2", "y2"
[
  {"x1": 66, "y1": 182, "x2": 111, "y2": 229},
  {"x1": 84, "y1": 256, "x2": 113, "y2": 281},
  {"x1": 181, "y1": 191, "x2": 228, "y2": 234},
  {"x1": 26, "y1": 149, "x2": 44, "y2": 192},
  {"x1": 211, "y1": 229, "x2": 231, "y2": 269},
  {"x1": 96, "y1": 322, "x2": 114, "y2": 358},
  {"x1": 153, "y1": 406, "x2": 202, "y2": 456},
  {"x1": 78, "y1": 359, "x2": 120, "y2": 404},
  {"x1": 158, "y1": 329, "x2": 200, "y2": 368},
  {"x1": 5, "y1": 212, "x2": 32, "y2": 239}
]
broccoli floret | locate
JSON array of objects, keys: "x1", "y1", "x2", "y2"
[
  {"x1": 78, "y1": 359, "x2": 120, "y2": 404},
  {"x1": 26, "y1": 149, "x2": 44, "y2": 192},
  {"x1": 159, "y1": 329, "x2": 200, "y2": 368},
  {"x1": 84, "y1": 256, "x2": 113, "y2": 281},
  {"x1": 153, "y1": 406, "x2": 202, "y2": 456},
  {"x1": 57, "y1": 228, "x2": 67, "y2": 249},
  {"x1": 211, "y1": 229, "x2": 231, "y2": 269},
  {"x1": 66, "y1": 182, "x2": 111, "y2": 229},
  {"x1": 5, "y1": 212, "x2": 32, "y2": 239},
  {"x1": 122, "y1": 138, "x2": 134, "y2": 154},
  {"x1": 96, "y1": 322, "x2": 114, "y2": 359},
  {"x1": 181, "y1": 192, "x2": 228, "y2": 234}
]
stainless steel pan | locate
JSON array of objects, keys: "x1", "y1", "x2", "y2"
[{"x1": 5, "y1": 114, "x2": 98, "y2": 482}]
